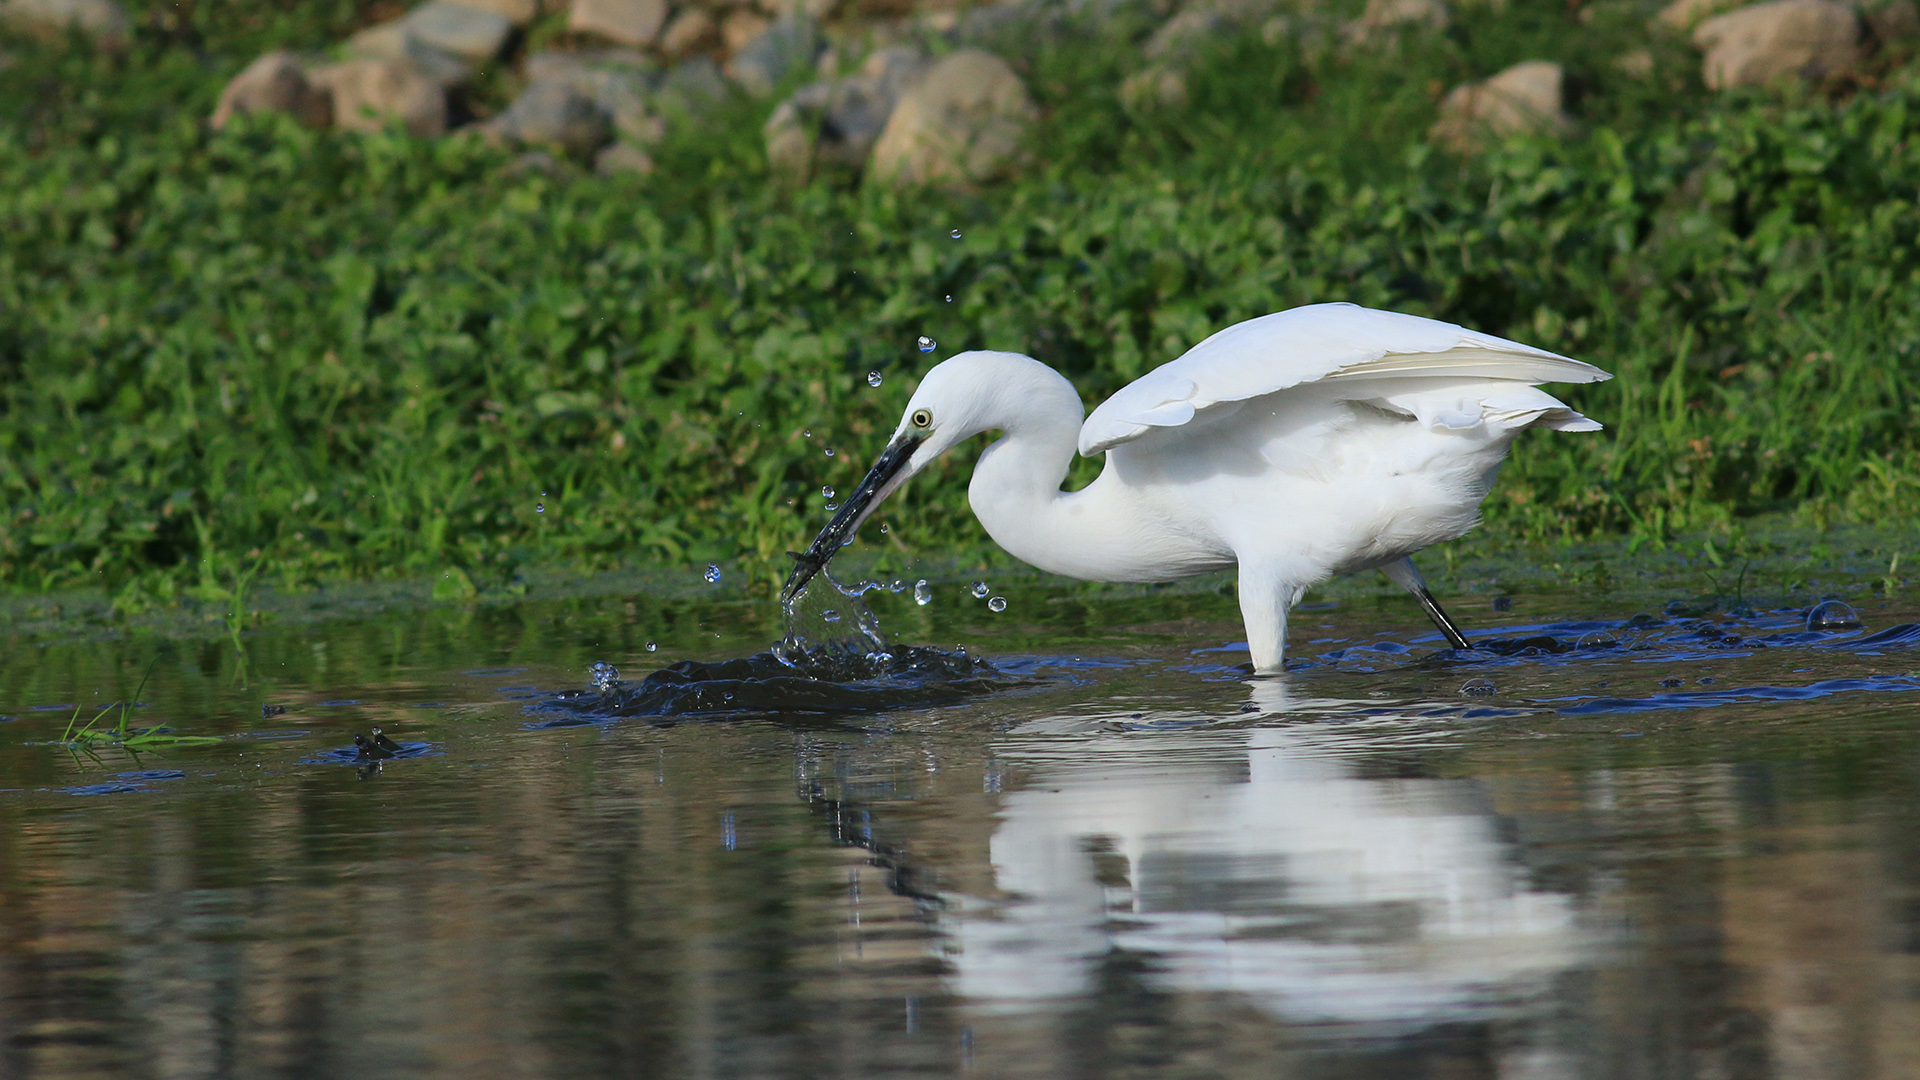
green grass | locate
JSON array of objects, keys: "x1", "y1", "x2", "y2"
[
  {"x1": 57, "y1": 658, "x2": 223, "y2": 747},
  {"x1": 2, "y1": 0, "x2": 1917, "y2": 610}
]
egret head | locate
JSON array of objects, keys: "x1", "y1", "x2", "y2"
[{"x1": 781, "y1": 351, "x2": 1060, "y2": 601}]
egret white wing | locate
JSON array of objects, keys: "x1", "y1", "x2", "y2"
[{"x1": 1079, "y1": 303, "x2": 1611, "y2": 455}]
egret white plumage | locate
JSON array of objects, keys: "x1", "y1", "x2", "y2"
[{"x1": 783, "y1": 303, "x2": 1611, "y2": 672}]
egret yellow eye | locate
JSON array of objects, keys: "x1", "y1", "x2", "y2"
[{"x1": 911, "y1": 409, "x2": 933, "y2": 429}]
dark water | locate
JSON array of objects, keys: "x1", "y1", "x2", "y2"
[{"x1": 2, "y1": 574, "x2": 1920, "y2": 1079}]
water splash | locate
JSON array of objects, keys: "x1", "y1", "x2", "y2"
[
  {"x1": 535, "y1": 646, "x2": 1013, "y2": 722},
  {"x1": 588, "y1": 661, "x2": 621, "y2": 692},
  {"x1": 1806, "y1": 599, "x2": 1861, "y2": 630},
  {"x1": 777, "y1": 566, "x2": 890, "y2": 670}
]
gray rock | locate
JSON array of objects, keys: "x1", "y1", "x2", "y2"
[
  {"x1": 1655, "y1": 0, "x2": 1742, "y2": 29},
  {"x1": 399, "y1": 1, "x2": 514, "y2": 62},
  {"x1": 451, "y1": 0, "x2": 544, "y2": 26},
  {"x1": 1430, "y1": 59, "x2": 1569, "y2": 151},
  {"x1": 1144, "y1": 9, "x2": 1229, "y2": 58},
  {"x1": 765, "y1": 45, "x2": 929, "y2": 179},
  {"x1": 1345, "y1": 0, "x2": 1448, "y2": 42},
  {"x1": 569, "y1": 0, "x2": 669, "y2": 46},
  {"x1": 659, "y1": 8, "x2": 719, "y2": 55},
  {"x1": 951, "y1": 0, "x2": 1067, "y2": 50},
  {"x1": 310, "y1": 58, "x2": 449, "y2": 136},
  {"x1": 657, "y1": 56, "x2": 731, "y2": 115},
  {"x1": 1119, "y1": 64, "x2": 1188, "y2": 107},
  {"x1": 212, "y1": 51, "x2": 333, "y2": 130},
  {"x1": 525, "y1": 46, "x2": 657, "y2": 85},
  {"x1": 1863, "y1": 0, "x2": 1919, "y2": 41},
  {"x1": 486, "y1": 80, "x2": 613, "y2": 154},
  {"x1": 524, "y1": 50, "x2": 670, "y2": 142},
  {"x1": 722, "y1": 10, "x2": 772, "y2": 52},
  {"x1": 0, "y1": 0, "x2": 129, "y2": 48},
  {"x1": 1613, "y1": 47, "x2": 1655, "y2": 76},
  {"x1": 596, "y1": 141, "x2": 656, "y2": 174},
  {"x1": 870, "y1": 48, "x2": 1037, "y2": 187},
  {"x1": 347, "y1": 20, "x2": 472, "y2": 86},
  {"x1": 727, "y1": 13, "x2": 823, "y2": 96},
  {"x1": 505, "y1": 150, "x2": 566, "y2": 176},
  {"x1": 772, "y1": 0, "x2": 840, "y2": 18},
  {"x1": 1693, "y1": 0, "x2": 1859, "y2": 88}
]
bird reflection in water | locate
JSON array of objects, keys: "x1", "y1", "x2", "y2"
[{"x1": 937, "y1": 679, "x2": 1586, "y2": 1051}]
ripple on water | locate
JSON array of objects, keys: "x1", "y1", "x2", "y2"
[
  {"x1": 304, "y1": 739, "x2": 438, "y2": 765},
  {"x1": 1291, "y1": 603, "x2": 1920, "y2": 716},
  {"x1": 65, "y1": 770, "x2": 187, "y2": 796}
]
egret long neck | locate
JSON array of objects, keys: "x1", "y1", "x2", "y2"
[{"x1": 966, "y1": 408, "x2": 1174, "y2": 582}]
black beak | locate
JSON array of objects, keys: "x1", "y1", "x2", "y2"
[{"x1": 781, "y1": 433, "x2": 924, "y2": 603}]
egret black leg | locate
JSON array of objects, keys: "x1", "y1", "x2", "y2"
[{"x1": 1381, "y1": 556, "x2": 1472, "y2": 650}]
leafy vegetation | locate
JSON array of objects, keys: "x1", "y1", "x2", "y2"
[
  {"x1": 57, "y1": 659, "x2": 222, "y2": 747},
  {"x1": 2, "y1": 0, "x2": 1917, "y2": 610}
]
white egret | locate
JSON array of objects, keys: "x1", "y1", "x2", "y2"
[{"x1": 783, "y1": 303, "x2": 1610, "y2": 672}]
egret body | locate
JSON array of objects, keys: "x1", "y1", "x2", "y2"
[{"x1": 784, "y1": 303, "x2": 1610, "y2": 672}]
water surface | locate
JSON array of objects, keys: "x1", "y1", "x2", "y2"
[{"x1": 1, "y1": 573, "x2": 1918, "y2": 1078}]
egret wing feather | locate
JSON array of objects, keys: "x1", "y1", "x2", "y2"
[{"x1": 1079, "y1": 303, "x2": 1611, "y2": 456}]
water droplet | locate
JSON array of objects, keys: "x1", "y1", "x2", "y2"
[
  {"x1": 868, "y1": 371, "x2": 883, "y2": 387},
  {"x1": 824, "y1": 447, "x2": 835, "y2": 457},
  {"x1": 704, "y1": 564, "x2": 721, "y2": 585},
  {"x1": 646, "y1": 642, "x2": 657, "y2": 652},
  {"x1": 917, "y1": 336, "x2": 936, "y2": 353},
  {"x1": 950, "y1": 228, "x2": 962, "y2": 239},
  {"x1": 803, "y1": 429, "x2": 812, "y2": 438},
  {"x1": 535, "y1": 502, "x2": 544, "y2": 513},
  {"x1": 987, "y1": 596, "x2": 1007, "y2": 613},
  {"x1": 1806, "y1": 599, "x2": 1861, "y2": 631},
  {"x1": 879, "y1": 523, "x2": 890, "y2": 533},
  {"x1": 824, "y1": 502, "x2": 839, "y2": 511},
  {"x1": 1461, "y1": 678, "x2": 1496, "y2": 696},
  {"x1": 822, "y1": 485, "x2": 835, "y2": 499},
  {"x1": 588, "y1": 661, "x2": 620, "y2": 692},
  {"x1": 944, "y1": 294, "x2": 953, "y2": 303},
  {"x1": 914, "y1": 580, "x2": 932, "y2": 605},
  {"x1": 971, "y1": 581, "x2": 989, "y2": 599},
  {"x1": 1577, "y1": 631, "x2": 1617, "y2": 649},
  {"x1": 822, "y1": 609, "x2": 840, "y2": 622}
]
